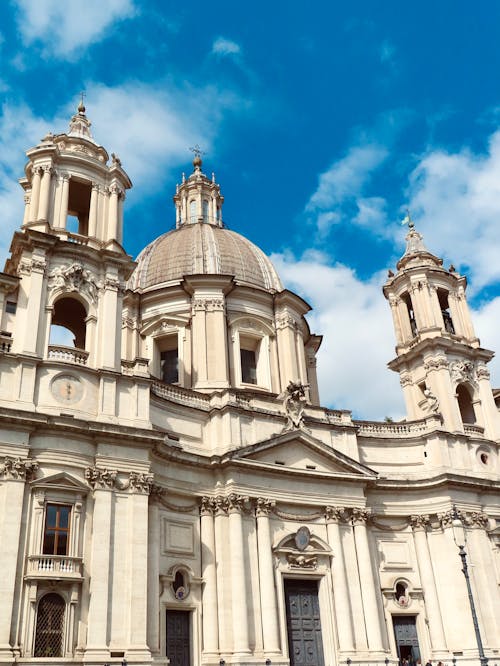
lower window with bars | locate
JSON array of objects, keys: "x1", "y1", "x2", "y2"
[{"x1": 34, "y1": 593, "x2": 65, "y2": 658}]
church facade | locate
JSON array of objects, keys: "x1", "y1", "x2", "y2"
[{"x1": 0, "y1": 104, "x2": 498, "y2": 666}]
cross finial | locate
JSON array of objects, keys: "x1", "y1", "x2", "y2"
[
  {"x1": 78, "y1": 90, "x2": 86, "y2": 113},
  {"x1": 401, "y1": 208, "x2": 414, "y2": 230},
  {"x1": 189, "y1": 144, "x2": 205, "y2": 159}
]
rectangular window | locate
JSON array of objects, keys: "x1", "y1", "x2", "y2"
[
  {"x1": 43, "y1": 504, "x2": 71, "y2": 556},
  {"x1": 161, "y1": 349, "x2": 179, "y2": 384},
  {"x1": 5, "y1": 301, "x2": 16, "y2": 314},
  {"x1": 240, "y1": 348, "x2": 257, "y2": 384}
]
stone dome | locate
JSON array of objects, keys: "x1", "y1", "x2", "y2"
[{"x1": 129, "y1": 222, "x2": 283, "y2": 292}]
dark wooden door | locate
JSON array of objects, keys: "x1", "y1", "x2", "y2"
[
  {"x1": 285, "y1": 579, "x2": 325, "y2": 666},
  {"x1": 166, "y1": 610, "x2": 190, "y2": 666},
  {"x1": 393, "y1": 616, "x2": 421, "y2": 664}
]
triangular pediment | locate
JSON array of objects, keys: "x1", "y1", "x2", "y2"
[
  {"x1": 231, "y1": 429, "x2": 376, "y2": 478},
  {"x1": 30, "y1": 471, "x2": 89, "y2": 492}
]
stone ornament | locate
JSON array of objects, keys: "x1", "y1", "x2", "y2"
[
  {"x1": 450, "y1": 359, "x2": 476, "y2": 387},
  {"x1": 295, "y1": 526, "x2": 311, "y2": 551},
  {"x1": 351, "y1": 508, "x2": 371, "y2": 525},
  {"x1": 255, "y1": 497, "x2": 275, "y2": 517},
  {"x1": 129, "y1": 471, "x2": 154, "y2": 494},
  {"x1": 50, "y1": 374, "x2": 83, "y2": 405},
  {"x1": 48, "y1": 262, "x2": 99, "y2": 304},
  {"x1": 282, "y1": 380, "x2": 309, "y2": 431},
  {"x1": 423, "y1": 388, "x2": 440, "y2": 414},
  {"x1": 325, "y1": 506, "x2": 348, "y2": 523},
  {"x1": 0, "y1": 456, "x2": 38, "y2": 481},
  {"x1": 286, "y1": 553, "x2": 318, "y2": 569}
]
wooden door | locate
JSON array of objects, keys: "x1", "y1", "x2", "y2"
[{"x1": 285, "y1": 579, "x2": 325, "y2": 666}]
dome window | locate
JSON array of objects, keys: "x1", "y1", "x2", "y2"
[
  {"x1": 240, "y1": 348, "x2": 257, "y2": 385},
  {"x1": 202, "y1": 199, "x2": 209, "y2": 223},
  {"x1": 189, "y1": 200, "x2": 197, "y2": 224},
  {"x1": 161, "y1": 349, "x2": 179, "y2": 384}
]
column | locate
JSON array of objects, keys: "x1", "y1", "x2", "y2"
[
  {"x1": 85, "y1": 471, "x2": 113, "y2": 659},
  {"x1": 326, "y1": 507, "x2": 354, "y2": 652},
  {"x1": 410, "y1": 516, "x2": 447, "y2": 653},
  {"x1": 58, "y1": 174, "x2": 70, "y2": 229},
  {"x1": 214, "y1": 498, "x2": 229, "y2": 653},
  {"x1": 37, "y1": 166, "x2": 52, "y2": 222},
  {"x1": 22, "y1": 194, "x2": 30, "y2": 226},
  {"x1": 352, "y1": 509, "x2": 385, "y2": 652},
  {"x1": 28, "y1": 167, "x2": 42, "y2": 223},
  {"x1": 147, "y1": 494, "x2": 161, "y2": 656},
  {"x1": 200, "y1": 498, "x2": 219, "y2": 656},
  {"x1": 228, "y1": 494, "x2": 250, "y2": 655},
  {"x1": 107, "y1": 185, "x2": 120, "y2": 241},
  {"x1": 0, "y1": 458, "x2": 36, "y2": 658},
  {"x1": 127, "y1": 474, "x2": 151, "y2": 659},
  {"x1": 256, "y1": 498, "x2": 280, "y2": 654},
  {"x1": 88, "y1": 183, "x2": 99, "y2": 238},
  {"x1": 191, "y1": 299, "x2": 207, "y2": 386},
  {"x1": 21, "y1": 257, "x2": 46, "y2": 355}
]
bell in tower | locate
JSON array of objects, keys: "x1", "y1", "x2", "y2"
[{"x1": 383, "y1": 216, "x2": 500, "y2": 439}]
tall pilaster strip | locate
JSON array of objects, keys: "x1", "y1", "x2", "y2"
[
  {"x1": 352, "y1": 509, "x2": 385, "y2": 652},
  {"x1": 410, "y1": 515, "x2": 447, "y2": 652},
  {"x1": 228, "y1": 494, "x2": 250, "y2": 654},
  {"x1": 200, "y1": 497, "x2": 219, "y2": 655},
  {"x1": 326, "y1": 506, "x2": 354, "y2": 652},
  {"x1": 255, "y1": 498, "x2": 280, "y2": 654}
]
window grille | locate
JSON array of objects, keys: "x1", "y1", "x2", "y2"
[{"x1": 34, "y1": 593, "x2": 65, "y2": 658}]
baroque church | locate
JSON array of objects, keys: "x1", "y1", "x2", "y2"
[{"x1": 0, "y1": 102, "x2": 498, "y2": 666}]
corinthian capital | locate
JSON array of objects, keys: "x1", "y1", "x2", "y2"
[
  {"x1": 351, "y1": 507, "x2": 371, "y2": 525},
  {"x1": 325, "y1": 506, "x2": 348, "y2": 523},
  {"x1": 0, "y1": 456, "x2": 38, "y2": 481},
  {"x1": 129, "y1": 471, "x2": 154, "y2": 494},
  {"x1": 255, "y1": 497, "x2": 275, "y2": 517},
  {"x1": 85, "y1": 465, "x2": 117, "y2": 490},
  {"x1": 200, "y1": 496, "x2": 216, "y2": 516},
  {"x1": 227, "y1": 493, "x2": 248, "y2": 514},
  {"x1": 409, "y1": 514, "x2": 430, "y2": 530}
]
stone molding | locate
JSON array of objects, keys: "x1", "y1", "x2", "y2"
[
  {"x1": 0, "y1": 456, "x2": 38, "y2": 481},
  {"x1": 191, "y1": 297, "x2": 225, "y2": 313},
  {"x1": 424, "y1": 355, "x2": 449, "y2": 372}
]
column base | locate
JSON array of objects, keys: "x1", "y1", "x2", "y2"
[{"x1": 0, "y1": 645, "x2": 14, "y2": 665}]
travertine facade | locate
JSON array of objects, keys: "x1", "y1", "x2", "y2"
[{"x1": 0, "y1": 105, "x2": 498, "y2": 666}]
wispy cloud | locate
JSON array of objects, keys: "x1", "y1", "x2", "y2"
[
  {"x1": 305, "y1": 143, "x2": 389, "y2": 237},
  {"x1": 14, "y1": 0, "x2": 135, "y2": 57},
  {"x1": 379, "y1": 39, "x2": 396, "y2": 65},
  {"x1": 211, "y1": 37, "x2": 241, "y2": 57},
  {"x1": 406, "y1": 129, "x2": 500, "y2": 291}
]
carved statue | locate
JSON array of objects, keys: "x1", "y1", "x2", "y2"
[{"x1": 423, "y1": 388, "x2": 440, "y2": 414}]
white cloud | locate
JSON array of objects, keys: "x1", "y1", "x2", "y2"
[
  {"x1": 271, "y1": 250, "x2": 405, "y2": 421},
  {"x1": 406, "y1": 130, "x2": 500, "y2": 291},
  {"x1": 14, "y1": 0, "x2": 135, "y2": 57},
  {"x1": 305, "y1": 143, "x2": 388, "y2": 237},
  {"x1": 0, "y1": 81, "x2": 241, "y2": 263},
  {"x1": 212, "y1": 37, "x2": 241, "y2": 57},
  {"x1": 380, "y1": 40, "x2": 396, "y2": 64}
]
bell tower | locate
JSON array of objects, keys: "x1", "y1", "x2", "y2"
[
  {"x1": 3, "y1": 101, "x2": 136, "y2": 419},
  {"x1": 383, "y1": 219, "x2": 500, "y2": 439}
]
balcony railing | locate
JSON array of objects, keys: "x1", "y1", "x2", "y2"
[
  {"x1": 48, "y1": 345, "x2": 89, "y2": 365},
  {"x1": 464, "y1": 423, "x2": 484, "y2": 437},
  {"x1": 0, "y1": 331, "x2": 12, "y2": 352},
  {"x1": 26, "y1": 555, "x2": 83, "y2": 579}
]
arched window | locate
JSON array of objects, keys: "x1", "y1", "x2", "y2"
[
  {"x1": 202, "y1": 199, "x2": 209, "y2": 223},
  {"x1": 402, "y1": 292, "x2": 417, "y2": 337},
  {"x1": 50, "y1": 297, "x2": 87, "y2": 349},
  {"x1": 438, "y1": 289, "x2": 455, "y2": 334},
  {"x1": 189, "y1": 200, "x2": 197, "y2": 223},
  {"x1": 457, "y1": 383, "x2": 476, "y2": 424},
  {"x1": 34, "y1": 593, "x2": 65, "y2": 658}
]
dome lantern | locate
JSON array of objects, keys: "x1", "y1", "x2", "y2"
[{"x1": 173, "y1": 148, "x2": 224, "y2": 229}]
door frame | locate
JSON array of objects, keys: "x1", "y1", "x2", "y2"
[
  {"x1": 277, "y1": 571, "x2": 337, "y2": 666},
  {"x1": 162, "y1": 605, "x2": 198, "y2": 666}
]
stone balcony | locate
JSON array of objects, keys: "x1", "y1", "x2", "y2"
[
  {"x1": 25, "y1": 555, "x2": 83, "y2": 581},
  {"x1": 47, "y1": 344, "x2": 89, "y2": 365}
]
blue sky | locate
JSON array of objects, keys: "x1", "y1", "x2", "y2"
[{"x1": 2, "y1": 1, "x2": 500, "y2": 419}]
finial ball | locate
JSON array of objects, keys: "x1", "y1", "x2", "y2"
[{"x1": 193, "y1": 154, "x2": 202, "y2": 168}]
